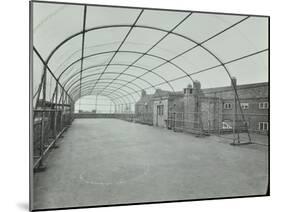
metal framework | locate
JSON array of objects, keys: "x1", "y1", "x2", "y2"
[{"x1": 32, "y1": 1, "x2": 269, "y2": 163}]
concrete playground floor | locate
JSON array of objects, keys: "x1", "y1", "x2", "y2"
[{"x1": 33, "y1": 118, "x2": 268, "y2": 210}]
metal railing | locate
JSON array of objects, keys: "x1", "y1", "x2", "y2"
[
  {"x1": 165, "y1": 111, "x2": 268, "y2": 144},
  {"x1": 33, "y1": 108, "x2": 74, "y2": 170}
]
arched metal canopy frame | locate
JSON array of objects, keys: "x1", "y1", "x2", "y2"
[
  {"x1": 67, "y1": 77, "x2": 144, "y2": 94},
  {"x1": 34, "y1": 4, "x2": 268, "y2": 137},
  {"x1": 67, "y1": 79, "x2": 142, "y2": 101},
  {"x1": 73, "y1": 88, "x2": 133, "y2": 104},
  {"x1": 73, "y1": 89, "x2": 127, "y2": 103},
  {"x1": 41, "y1": 15, "x2": 255, "y2": 106},
  {"x1": 72, "y1": 88, "x2": 132, "y2": 105},
  {"x1": 57, "y1": 50, "x2": 195, "y2": 86},
  {"x1": 61, "y1": 64, "x2": 176, "y2": 93},
  {"x1": 68, "y1": 79, "x2": 142, "y2": 97},
  {"x1": 70, "y1": 83, "x2": 138, "y2": 103},
  {"x1": 75, "y1": 94, "x2": 124, "y2": 111}
]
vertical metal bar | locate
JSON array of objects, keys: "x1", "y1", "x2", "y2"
[
  {"x1": 79, "y1": 5, "x2": 87, "y2": 102},
  {"x1": 232, "y1": 80, "x2": 236, "y2": 144},
  {"x1": 61, "y1": 90, "x2": 65, "y2": 129},
  {"x1": 39, "y1": 111, "x2": 45, "y2": 167},
  {"x1": 54, "y1": 83, "x2": 58, "y2": 139},
  {"x1": 42, "y1": 70, "x2": 47, "y2": 108}
]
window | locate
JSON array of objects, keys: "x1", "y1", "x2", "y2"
[
  {"x1": 223, "y1": 103, "x2": 232, "y2": 109},
  {"x1": 259, "y1": 122, "x2": 268, "y2": 131},
  {"x1": 240, "y1": 103, "x2": 249, "y2": 110},
  {"x1": 157, "y1": 105, "x2": 164, "y2": 116},
  {"x1": 259, "y1": 102, "x2": 268, "y2": 109}
]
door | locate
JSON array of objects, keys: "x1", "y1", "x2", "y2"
[{"x1": 156, "y1": 105, "x2": 165, "y2": 127}]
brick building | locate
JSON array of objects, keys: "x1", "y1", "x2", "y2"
[
  {"x1": 135, "y1": 80, "x2": 269, "y2": 135},
  {"x1": 202, "y1": 80, "x2": 269, "y2": 134},
  {"x1": 134, "y1": 90, "x2": 154, "y2": 125}
]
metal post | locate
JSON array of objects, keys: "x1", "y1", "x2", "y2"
[
  {"x1": 35, "y1": 111, "x2": 47, "y2": 172},
  {"x1": 53, "y1": 83, "x2": 58, "y2": 138},
  {"x1": 36, "y1": 64, "x2": 48, "y2": 171},
  {"x1": 61, "y1": 91, "x2": 65, "y2": 130},
  {"x1": 39, "y1": 111, "x2": 45, "y2": 165},
  {"x1": 231, "y1": 78, "x2": 240, "y2": 144},
  {"x1": 232, "y1": 90, "x2": 236, "y2": 144}
]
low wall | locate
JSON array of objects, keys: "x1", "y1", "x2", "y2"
[{"x1": 74, "y1": 113, "x2": 135, "y2": 120}]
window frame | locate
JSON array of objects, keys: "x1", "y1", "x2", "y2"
[
  {"x1": 259, "y1": 122, "x2": 268, "y2": 131},
  {"x1": 223, "y1": 102, "x2": 232, "y2": 110},
  {"x1": 259, "y1": 102, "x2": 268, "y2": 109}
]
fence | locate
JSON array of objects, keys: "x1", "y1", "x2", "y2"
[
  {"x1": 166, "y1": 110, "x2": 268, "y2": 144},
  {"x1": 33, "y1": 108, "x2": 74, "y2": 170},
  {"x1": 33, "y1": 48, "x2": 75, "y2": 171}
]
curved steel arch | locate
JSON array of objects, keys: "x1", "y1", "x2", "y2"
[
  {"x1": 68, "y1": 79, "x2": 141, "y2": 99},
  {"x1": 72, "y1": 86, "x2": 134, "y2": 103},
  {"x1": 69, "y1": 77, "x2": 143, "y2": 93},
  {"x1": 66, "y1": 74, "x2": 146, "y2": 95},
  {"x1": 61, "y1": 63, "x2": 175, "y2": 93},
  {"x1": 73, "y1": 88, "x2": 129, "y2": 104},
  {"x1": 62, "y1": 68, "x2": 174, "y2": 102},
  {"x1": 64, "y1": 69, "x2": 155, "y2": 92},
  {"x1": 57, "y1": 50, "x2": 194, "y2": 84},
  {"x1": 72, "y1": 87, "x2": 133, "y2": 104},
  {"x1": 63, "y1": 64, "x2": 164, "y2": 88},
  {"x1": 70, "y1": 82, "x2": 136, "y2": 101},
  {"x1": 75, "y1": 94, "x2": 121, "y2": 110},
  {"x1": 43, "y1": 22, "x2": 250, "y2": 102},
  {"x1": 70, "y1": 83, "x2": 137, "y2": 103}
]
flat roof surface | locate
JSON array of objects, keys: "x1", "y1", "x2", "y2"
[{"x1": 33, "y1": 118, "x2": 268, "y2": 210}]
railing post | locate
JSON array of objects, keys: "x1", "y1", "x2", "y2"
[
  {"x1": 54, "y1": 84, "x2": 58, "y2": 137},
  {"x1": 35, "y1": 111, "x2": 47, "y2": 172},
  {"x1": 61, "y1": 91, "x2": 65, "y2": 131},
  {"x1": 53, "y1": 84, "x2": 59, "y2": 148}
]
